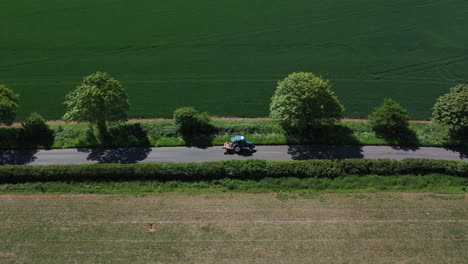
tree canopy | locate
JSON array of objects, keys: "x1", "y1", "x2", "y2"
[
  {"x1": 63, "y1": 72, "x2": 129, "y2": 132},
  {"x1": 269, "y1": 72, "x2": 343, "y2": 129},
  {"x1": 0, "y1": 85, "x2": 20, "y2": 126},
  {"x1": 432, "y1": 84, "x2": 468, "y2": 128}
]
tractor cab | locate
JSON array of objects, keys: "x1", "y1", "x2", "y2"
[{"x1": 223, "y1": 135, "x2": 255, "y2": 153}]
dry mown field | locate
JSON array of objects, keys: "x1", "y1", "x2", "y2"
[{"x1": 0, "y1": 193, "x2": 466, "y2": 263}]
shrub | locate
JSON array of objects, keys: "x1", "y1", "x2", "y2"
[
  {"x1": 338, "y1": 159, "x2": 467, "y2": 176},
  {"x1": 0, "y1": 159, "x2": 465, "y2": 184},
  {"x1": 21, "y1": 113, "x2": 49, "y2": 138},
  {"x1": 223, "y1": 159, "x2": 268, "y2": 179},
  {"x1": 173, "y1": 107, "x2": 212, "y2": 133},
  {"x1": 173, "y1": 107, "x2": 215, "y2": 146},
  {"x1": 369, "y1": 98, "x2": 412, "y2": 143},
  {"x1": 266, "y1": 160, "x2": 341, "y2": 178},
  {"x1": 20, "y1": 113, "x2": 54, "y2": 148}
]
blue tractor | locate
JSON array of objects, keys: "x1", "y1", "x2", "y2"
[{"x1": 222, "y1": 135, "x2": 255, "y2": 153}]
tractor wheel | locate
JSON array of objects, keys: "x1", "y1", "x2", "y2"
[{"x1": 234, "y1": 146, "x2": 241, "y2": 153}]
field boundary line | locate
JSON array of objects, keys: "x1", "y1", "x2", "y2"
[{"x1": 1, "y1": 239, "x2": 466, "y2": 243}]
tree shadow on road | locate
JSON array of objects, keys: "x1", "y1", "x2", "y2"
[
  {"x1": 78, "y1": 147, "x2": 152, "y2": 164},
  {"x1": 442, "y1": 127, "x2": 468, "y2": 159},
  {"x1": 287, "y1": 145, "x2": 364, "y2": 160},
  {"x1": 0, "y1": 149, "x2": 38, "y2": 165},
  {"x1": 443, "y1": 146, "x2": 468, "y2": 160}
]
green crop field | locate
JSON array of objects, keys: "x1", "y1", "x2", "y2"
[{"x1": 1, "y1": 0, "x2": 468, "y2": 120}]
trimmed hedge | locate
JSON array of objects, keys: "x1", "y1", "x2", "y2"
[{"x1": 0, "y1": 159, "x2": 466, "y2": 184}]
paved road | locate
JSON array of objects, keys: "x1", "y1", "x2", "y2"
[{"x1": 0, "y1": 145, "x2": 467, "y2": 165}]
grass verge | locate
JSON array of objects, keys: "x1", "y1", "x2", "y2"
[
  {"x1": 0, "y1": 174, "x2": 466, "y2": 195},
  {"x1": 0, "y1": 119, "x2": 465, "y2": 149}
]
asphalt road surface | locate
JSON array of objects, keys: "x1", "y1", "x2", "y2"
[{"x1": 0, "y1": 145, "x2": 467, "y2": 165}]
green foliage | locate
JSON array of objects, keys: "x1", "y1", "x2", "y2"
[
  {"x1": 223, "y1": 159, "x2": 268, "y2": 179},
  {"x1": 20, "y1": 113, "x2": 54, "y2": 148},
  {"x1": 173, "y1": 107, "x2": 211, "y2": 133},
  {"x1": 337, "y1": 159, "x2": 466, "y2": 176},
  {"x1": 369, "y1": 98, "x2": 413, "y2": 143},
  {"x1": 266, "y1": 160, "x2": 342, "y2": 178},
  {"x1": 63, "y1": 72, "x2": 130, "y2": 131},
  {"x1": 0, "y1": 85, "x2": 19, "y2": 126},
  {"x1": 0, "y1": 159, "x2": 466, "y2": 184},
  {"x1": 173, "y1": 107, "x2": 215, "y2": 146},
  {"x1": 21, "y1": 113, "x2": 49, "y2": 138},
  {"x1": 432, "y1": 84, "x2": 468, "y2": 128},
  {"x1": 0, "y1": 119, "x2": 464, "y2": 149},
  {"x1": 270, "y1": 72, "x2": 344, "y2": 129},
  {"x1": 1, "y1": 174, "x2": 465, "y2": 194}
]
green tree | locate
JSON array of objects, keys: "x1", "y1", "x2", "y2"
[
  {"x1": 269, "y1": 72, "x2": 344, "y2": 130},
  {"x1": 0, "y1": 85, "x2": 20, "y2": 126},
  {"x1": 432, "y1": 84, "x2": 468, "y2": 128},
  {"x1": 63, "y1": 72, "x2": 129, "y2": 136},
  {"x1": 369, "y1": 98, "x2": 412, "y2": 143}
]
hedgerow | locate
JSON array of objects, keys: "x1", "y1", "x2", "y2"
[{"x1": 0, "y1": 159, "x2": 466, "y2": 184}]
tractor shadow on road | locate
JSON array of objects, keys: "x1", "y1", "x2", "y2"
[
  {"x1": 0, "y1": 149, "x2": 38, "y2": 165},
  {"x1": 223, "y1": 149, "x2": 257, "y2": 157},
  {"x1": 78, "y1": 147, "x2": 152, "y2": 164},
  {"x1": 287, "y1": 145, "x2": 364, "y2": 160}
]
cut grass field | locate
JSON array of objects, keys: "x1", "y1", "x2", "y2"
[
  {"x1": 2, "y1": 0, "x2": 468, "y2": 120},
  {"x1": 0, "y1": 193, "x2": 466, "y2": 263}
]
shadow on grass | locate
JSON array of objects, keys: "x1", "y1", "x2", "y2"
[
  {"x1": 287, "y1": 145, "x2": 364, "y2": 160},
  {"x1": 0, "y1": 149, "x2": 38, "y2": 165},
  {"x1": 180, "y1": 123, "x2": 218, "y2": 148},
  {"x1": 377, "y1": 128, "x2": 420, "y2": 150},
  {"x1": 0, "y1": 126, "x2": 54, "y2": 150},
  {"x1": 105, "y1": 123, "x2": 151, "y2": 147},
  {"x1": 284, "y1": 123, "x2": 359, "y2": 145},
  {"x1": 78, "y1": 123, "x2": 153, "y2": 163}
]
